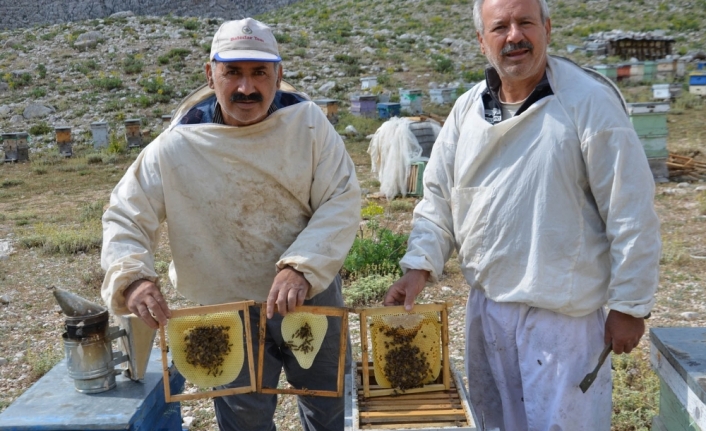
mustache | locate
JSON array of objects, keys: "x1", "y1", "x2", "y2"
[
  {"x1": 501, "y1": 40, "x2": 533, "y2": 55},
  {"x1": 230, "y1": 92, "x2": 263, "y2": 102}
]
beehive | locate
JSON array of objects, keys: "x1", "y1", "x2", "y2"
[
  {"x1": 159, "y1": 301, "x2": 257, "y2": 402},
  {"x1": 2, "y1": 133, "x2": 18, "y2": 162},
  {"x1": 124, "y1": 119, "x2": 143, "y2": 149},
  {"x1": 400, "y1": 89, "x2": 423, "y2": 115},
  {"x1": 56, "y1": 126, "x2": 72, "y2": 157},
  {"x1": 358, "y1": 303, "x2": 450, "y2": 398},
  {"x1": 90, "y1": 122, "x2": 108, "y2": 149}
]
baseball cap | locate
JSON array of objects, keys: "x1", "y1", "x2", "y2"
[{"x1": 210, "y1": 17, "x2": 281, "y2": 62}]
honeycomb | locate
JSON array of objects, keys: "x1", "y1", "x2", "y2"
[
  {"x1": 167, "y1": 311, "x2": 244, "y2": 388},
  {"x1": 281, "y1": 312, "x2": 328, "y2": 369},
  {"x1": 370, "y1": 312, "x2": 441, "y2": 390}
]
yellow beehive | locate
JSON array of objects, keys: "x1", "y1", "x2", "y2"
[
  {"x1": 167, "y1": 311, "x2": 244, "y2": 388},
  {"x1": 370, "y1": 312, "x2": 441, "y2": 389}
]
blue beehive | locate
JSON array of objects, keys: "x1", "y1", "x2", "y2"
[
  {"x1": 377, "y1": 102, "x2": 401, "y2": 119},
  {"x1": 350, "y1": 95, "x2": 377, "y2": 118},
  {"x1": 689, "y1": 73, "x2": 706, "y2": 96}
]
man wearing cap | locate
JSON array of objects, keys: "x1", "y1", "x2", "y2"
[{"x1": 101, "y1": 17, "x2": 360, "y2": 431}]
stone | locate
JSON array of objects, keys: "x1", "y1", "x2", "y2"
[
  {"x1": 680, "y1": 312, "x2": 700, "y2": 321},
  {"x1": 0, "y1": 358, "x2": 8, "y2": 366},
  {"x1": 109, "y1": 11, "x2": 135, "y2": 19},
  {"x1": 695, "y1": 186, "x2": 706, "y2": 192},
  {"x1": 23, "y1": 103, "x2": 55, "y2": 119},
  {"x1": 76, "y1": 31, "x2": 103, "y2": 42},
  {"x1": 0, "y1": 105, "x2": 11, "y2": 116},
  {"x1": 344, "y1": 125, "x2": 359, "y2": 136},
  {"x1": 0, "y1": 295, "x2": 10, "y2": 305},
  {"x1": 0, "y1": 82, "x2": 8, "y2": 93},
  {"x1": 676, "y1": 182, "x2": 691, "y2": 188},
  {"x1": 317, "y1": 81, "x2": 336, "y2": 94},
  {"x1": 10, "y1": 114, "x2": 23, "y2": 123},
  {"x1": 74, "y1": 39, "x2": 98, "y2": 51}
]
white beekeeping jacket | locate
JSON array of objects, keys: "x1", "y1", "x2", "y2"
[
  {"x1": 401, "y1": 56, "x2": 660, "y2": 318},
  {"x1": 101, "y1": 101, "x2": 360, "y2": 314}
]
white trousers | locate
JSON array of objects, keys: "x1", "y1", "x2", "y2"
[{"x1": 464, "y1": 289, "x2": 612, "y2": 431}]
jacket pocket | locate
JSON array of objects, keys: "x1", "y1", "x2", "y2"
[{"x1": 452, "y1": 186, "x2": 493, "y2": 264}]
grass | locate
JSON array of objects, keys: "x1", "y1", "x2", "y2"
[
  {"x1": 18, "y1": 222, "x2": 102, "y2": 255},
  {"x1": 27, "y1": 347, "x2": 64, "y2": 380}
]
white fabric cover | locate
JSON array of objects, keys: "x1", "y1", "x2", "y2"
[
  {"x1": 101, "y1": 102, "x2": 360, "y2": 314},
  {"x1": 367, "y1": 117, "x2": 423, "y2": 200},
  {"x1": 400, "y1": 56, "x2": 661, "y2": 318}
]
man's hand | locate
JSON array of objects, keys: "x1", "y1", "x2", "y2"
[
  {"x1": 266, "y1": 266, "x2": 310, "y2": 319},
  {"x1": 604, "y1": 309, "x2": 645, "y2": 354},
  {"x1": 123, "y1": 279, "x2": 171, "y2": 329},
  {"x1": 383, "y1": 269, "x2": 430, "y2": 311}
]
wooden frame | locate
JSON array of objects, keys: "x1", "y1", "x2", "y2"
[
  {"x1": 348, "y1": 359, "x2": 477, "y2": 430},
  {"x1": 356, "y1": 303, "x2": 450, "y2": 398},
  {"x1": 159, "y1": 301, "x2": 257, "y2": 402},
  {"x1": 257, "y1": 303, "x2": 349, "y2": 397}
]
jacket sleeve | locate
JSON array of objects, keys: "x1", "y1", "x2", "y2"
[
  {"x1": 276, "y1": 114, "x2": 361, "y2": 298},
  {"x1": 581, "y1": 106, "x2": 661, "y2": 318},
  {"x1": 101, "y1": 145, "x2": 166, "y2": 315},
  {"x1": 398, "y1": 95, "x2": 471, "y2": 282}
]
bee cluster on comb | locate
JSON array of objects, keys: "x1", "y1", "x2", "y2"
[
  {"x1": 167, "y1": 311, "x2": 245, "y2": 388},
  {"x1": 281, "y1": 312, "x2": 328, "y2": 369},
  {"x1": 370, "y1": 312, "x2": 441, "y2": 391},
  {"x1": 183, "y1": 324, "x2": 232, "y2": 377}
]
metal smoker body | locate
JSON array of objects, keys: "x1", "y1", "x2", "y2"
[{"x1": 53, "y1": 287, "x2": 156, "y2": 394}]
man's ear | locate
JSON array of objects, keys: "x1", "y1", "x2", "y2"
[
  {"x1": 477, "y1": 31, "x2": 486, "y2": 55},
  {"x1": 205, "y1": 62, "x2": 215, "y2": 89}
]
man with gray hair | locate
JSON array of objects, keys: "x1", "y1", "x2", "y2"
[
  {"x1": 384, "y1": 0, "x2": 660, "y2": 429},
  {"x1": 101, "y1": 17, "x2": 360, "y2": 431}
]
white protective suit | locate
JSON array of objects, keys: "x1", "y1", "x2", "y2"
[
  {"x1": 101, "y1": 101, "x2": 360, "y2": 314},
  {"x1": 400, "y1": 56, "x2": 661, "y2": 319}
]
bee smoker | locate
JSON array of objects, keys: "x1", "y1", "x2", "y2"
[{"x1": 52, "y1": 287, "x2": 157, "y2": 394}]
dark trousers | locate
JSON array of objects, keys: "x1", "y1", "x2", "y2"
[{"x1": 214, "y1": 275, "x2": 351, "y2": 431}]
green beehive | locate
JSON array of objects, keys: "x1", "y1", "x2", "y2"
[
  {"x1": 643, "y1": 61, "x2": 657, "y2": 82},
  {"x1": 592, "y1": 64, "x2": 617, "y2": 81},
  {"x1": 627, "y1": 102, "x2": 669, "y2": 159}
]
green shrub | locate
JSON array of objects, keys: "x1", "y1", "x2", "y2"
[
  {"x1": 343, "y1": 273, "x2": 396, "y2": 306},
  {"x1": 18, "y1": 222, "x2": 102, "y2": 255},
  {"x1": 158, "y1": 47, "x2": 191, "y2": 65},
  {"x1": 389, "y1": 199, "x2": 414, "y2": 213},
  {"x1": 343, "y1": 220, "x2": 407, "y2": 281},
  {"x1": 90, "y1": 75, "x2": 123, "y2": 90},
  {"x1": 107, "y1": 132, "x2": 127, "y2": 154},
  {"x1": 37, "y1": 63, "x2": 46, "y2": 79},
  {"x1": 274, "y1": 33, "x2": 292, "y2": 44},
  {"x1": 611, "y1": 352, "x2": 659, "y2": 430},
  {"x1": 361, "y1": 202, "x2": 384, "y2": 219},
  {"x1": 29, "y1": 87, "x2": 46, "y2": 98},
  {"x1": 27, "y1": 347, "x2": 64, "y2": 379},
  {"x1": 432, "y1": 55, "x2": 454, "y2": 73},
  {"x1": 1, "y1": 179, "x2": 24, "y2": 188},
  {"x1": 183, "y1": 19, "x2": 199, "y2": 30},
  {"x1": 29, "y1": 121, "x2": 53, "y2": 136},
  {"x1": 122, "y1": 54, "x2": 144, "y2": 74},
  {"x1": 79, "y1": 200, "x2": 106, "y2": 222},
  {"x1": 86, "y1": 153, "x2": 104, "y2": 164},
  {"x1": 334, "y1": 54, "x2": 359, "y2": 64}
]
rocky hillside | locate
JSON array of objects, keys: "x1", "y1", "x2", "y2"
[{"x1": 0, "y1": 0, "x2": 705, "y2": 147}]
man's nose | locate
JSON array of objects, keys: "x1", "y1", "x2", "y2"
[
  {"x1": 235, "y1": 76, "x2": 256, "y2": 94},
  {"x1": 507, "y1": 23, "x2": 523, "y2": 42}
]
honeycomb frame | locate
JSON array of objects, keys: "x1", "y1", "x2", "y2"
[
  {"x1": 159, "y1": 300, "x2": 257, "y2": 402},
  {"x1": 257, "y1": 303, "x2": 349, "y2": 397},
  {"x1": 357, "y1": 303, "x2": 450, "y2": 398}
]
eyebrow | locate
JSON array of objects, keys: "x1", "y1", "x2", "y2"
[{"x1": 222, "y1": 64, "x2": 268, "y2": 72}]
